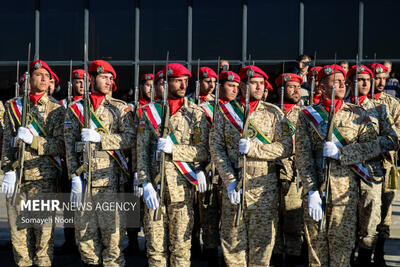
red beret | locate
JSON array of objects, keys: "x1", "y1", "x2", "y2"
[
  {"x1": 30, "y1": 60, "x2": 52, "y2": 77},
  {"x1": 367, "y1": 63, "x2": 388, "y2": 74},
  {"x1": 141, "y1": 73, "x2": 154, "y2": 81},
  {"x1": 275, "y1": 73, "x2": 303, "y2": 88},
  {"x1": 347, "y1": 65, "x2": 373, "y2": 79},
  {"x1": 112, "y1": 80, "x2": 117, "y2": 92},
  {"x1": 265, "y1": 80, "x2": 274, "y2": 92},
  {"x1": 162, "y1": 63, "x2": 192, "y2": 78},
  {"x1": 50, "y1": 70, "x2": 59, "y2": 85},
  {"x1": 89, "y1": 60, "x2": 116, "y2": 79},
  {"x1": 239, "y1": 66, "x2": 269, "y2": 81},
  {"x1": 72, "y1": 69, "x2": 88, "y2": 79},
  {"x1": 155, "y1": 70, "x2": 164, "y2": 82},
  {"x1": 199, "y1": 67, "x2": 217, "y2": 79},
  {"x1": 219, "y1": 71, "x2": 240, "y2": 84},
  {"x1": 307, "y1": 66, "x2": 323, "y2": 80},
  {"x1": 317, "y1": 64, "x2": 347, "y2": 82}
]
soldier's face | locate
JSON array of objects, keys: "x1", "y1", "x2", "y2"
[
  {"x1": 155, "y1": 79, "x2": 165, "y2": 99},
  {"x1": 262, "y1": 88, "x2": 269, "y2": 101},
  {"x1": 30, "y1": 68, "x2": 51, "y2": 93},
  {"x1": 321, "y1": 73, "x2": 346, "y2": 99},
  {"x1": 48, "y1": 79, "x2": 55, "y2": 95},
  {"x1": 93, "y1": 73, "x2": 113, "y2": 95},
  {"x1": 220, "y1": 61, "x2": 229, "y2": 71},
  {"x1": 220, "y1": 81, "x2": 239, "y2": 102},
  {"x1": 72, "y1": 79, "x2": 84, "y2": 96},
  {"x1": 168, "y1": 76, "x2": 188, "y2": 99},
  {"x1": 240, "y1": 77, "x2": 265, "y2": 101},
  {"x1": 375, "y1": 73, "x2": 387, "y2": 92},
  {"x1": 140, "y1": 80, "x2": 153, "y2": 100},
  {"x1": 353, "y1": 73, "x2": 371, "y2": 96},
  {"x1": 383, "y1": 62, "x2": 392, "y2": 75},
  {"x1": 284, "y1": 81, "x2": 301, "y2": 104},
  {"x1": 200, "y1": 77, "x2": 216, "y2": 95}
]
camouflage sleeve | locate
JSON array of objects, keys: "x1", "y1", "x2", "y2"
[
  {"x1": 247, "y1": 113, "x2": 293, "y2": 161},
  {"x1": 136, "y1": 118, "x2": 153, "y2": 185},
  {"x1": 100, "y1": 105, "x2": 135, "y2": 151},
  {"x1": 377, "y1": 106, "x2": 399, "y2": 153},
  {"x1": 64, "y1": 108, "x2": 82, "y2": 179},
  {"x1": 172, "y1": 113, "x2": 209, "y2": 163},
  {"x1": 389, "y1": 97, "x2": 400, "y2": 136},
  {"x1": 209, "y1": 109, "x2": 236, "y2": 187},
  {"x1": 30, "y1": 106, "x2": 65, "y2": 156},
  {"x1": 1, "y1": 105, "x2": 17, "y2": 173},
  {"x1": 295, "y1": 113, "x2": 319, "y2": 195},
  {"x1": 339, "y1": 111, "x2": 382, "y2": 166}
]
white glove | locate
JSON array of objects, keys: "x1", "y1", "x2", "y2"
[
  {"x1": 239, "y1": 138, "x2": 251, "y2": 155},
  {"x1": 1, "y1": 171, "x2": 16, "y2": 198},
  {"x1": 143, "y1": 183, "x2": 159, "y2": 210},
  {"x1": 16, "y1": 127, "x2": 33, "y2": 145},
  {"x1": 81, "y1": 128, "x2": 101, "y2": 143},
  {"x1": 196, "y1": 171, "x2": 207, "y2": 193},
  {"x1": 308, "y1": 190, "x2": 323, "y2": 222},
  {"x1": 70, "y1": 176, "x2": 83, "y2": 205},
  {"x1": 323, "y1": 141, "x2": 339, "y2": 159},
  {"x1": 133, "y1": 172, "x2": 143, "y2": 198},
  {"x1": 157, "y1": 137, "x2": 172, "y2": 154},
  {"x1": 227, "y1": 181, "x2": 242, "y2": 205}
]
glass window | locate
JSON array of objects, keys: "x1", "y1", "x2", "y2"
[
  {"x1": 41, "y1": 0, "x2": 84, "y2": 60},
  {"x1": 364, "y1": 0, "x2": 400, "y2": 59},
  {"x1": 248, "y1": 0, "x2": 299, "y2": 60},
  {"x1": 89, "y1": 0, "x2": 134, "y2": 60},
  {"x1": 140, "y1": 0, "x2": 187, "y2": 60},
  {"x1": 0, "y1": 1, "x2": 35, "y2": 60},
  {"x1": 192, "y1": 0, "x2": 242, "y2": 60},
  {"x1": 303, "y1": 0, "x2": 358, "y2": 59}
]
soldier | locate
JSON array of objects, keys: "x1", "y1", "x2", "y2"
[
  {"x1": 137, "y1": 63, "x2": 209, "y2": 266},
  {"x1": 367, "y1": 62, "x2": 400, "y2": 266},
  {"x1": 1, "y1": 60, "x2": 65, "y2": 266},
  {"x1": 262, "y1": 80, "x2": 274, "y2": 102},
  {"x1": 296, "y1": 64, "x2": 388, "y2": 266},
  {"x1": 346, "y1": 64, "x2": 398, "y2": 265},
  {"x1": 60, "y1": 69, "x2": 88, "y2": 107},
  {"x1": 209, "y1": 65, "x2": 293, "y2": 266},
  {"x1": 188, "y1": 66, "x2": 217, "y2": 104},
  {"x1": 65, "y1": 60, "x2": 135, "y2": 266},
  {"x1": 219, "y1": 71, "x2": 240, "y2": 104},
  {"x1": 307, "y1": 66, "x2": 323, "y2": 104},
  {"x1": 273, "y1": 73, "x2": 306, "y2": 266},
  {"x1": 139, "y1": 73, "x2": 154, "y2": 105},
  {"x1": 154, "y1": 70, "x2": 165, "y2": 100}
]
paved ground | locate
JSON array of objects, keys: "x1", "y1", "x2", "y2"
[{"x1": 0, "y1": 191, "x2": 399, "y2": 266}]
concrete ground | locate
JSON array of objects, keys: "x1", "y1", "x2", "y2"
[{"x1": 0, "y1": 191, "x2": 399, "y2": 266}]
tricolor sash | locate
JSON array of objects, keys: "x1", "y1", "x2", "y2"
[
  {"x1": 70, "y1": 101, "x2": 129, "y2": 175},
  {"x1": 302, "y1": 105, "x2": 373, "y2": 185},
  {"x1": 199, "y1": 102, "x2": 214, "y2": 124},
  {"x1": 142, "y1": 102, "x2": 198, "y2": 186},
  {"x1": 220, "y1": 100, "x2": 272, "y2": 145},
  {"x1": 10, "y1": 99, "x2": 62, "y2": 170}
]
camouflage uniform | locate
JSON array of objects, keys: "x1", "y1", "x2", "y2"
[
  {"x1": 295, "y1": 102, "x2": 390, "y2": 267},
  {"x1": 372, "y1": 92, "x2": 400, "y2": 239},
  {"x1": 274, "y1": 104, "x2": 304, "y2": 257},
  {"x1": 137, "y1": 98, "x2": 209, "y2": 267},
  {"x1": 64, "y1": 95, "x2": 135, "y2": 266},
  {"x1": 2, "y1": 94, "x2": 65, "y2": 266},
  {"x1": 357, "y1": 97, "x2": 398, "y2": 249},
  {"x1": 209, "y1": 101, "x2": 293, "y2": 266}
]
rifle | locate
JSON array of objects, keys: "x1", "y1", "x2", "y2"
[
  {"x1": 67, "y1": 59, "x2": 73, "y2": 105},
  {"x1": 354, "y1": 54, "x2": 360, "y2": 105},
  {"x1": 371, "y1": 53, "x2": 377, "y2": 100},
  {"x1": 204, "y1": 57, "x2": 221, "y2": 205},
  {"x1": 150, "y1": 63, "x2": 155, "y2": 103},
  {"x1": 134, "y1": 65, "x2": 140, "y2": 113},
  {"x1": 195, "y1": 59, "x2": 200, "y2": 105},
  {"x1": 154, "y1": 52, "x2": 170, "y2": 221},
  {"x1": 81, "y1": 44, "x2": 92, "y2": 205},
  {"x1": 12, "y1": 44, "x2": 31, "y2": 205},
  {"x1": 309, "y1": 51, "x2": 317, "y2": 105},
  {"x1": 319, "y1": 55, "x2": 337, "y2": 232},
  {"x1": 235, "y1": 64, "x2": 254, "y2": 227},
  {"x1": 15, "y1": 61, "x2": 20, "y2": 97},
  {"x1": 280, "y1": 62, "x2": 285, "y2": 111}
]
